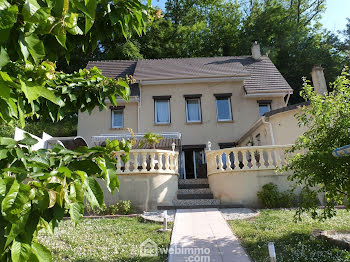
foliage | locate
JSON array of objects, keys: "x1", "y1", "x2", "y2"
[
  {"x1": 38, "y1": 217, "x2": 171, "y2": 261},
  {"x1": 282, "y1": 68, "x2": 350, "y2": 220},
  {"x1": 229, "y1": 209, "x2": 350, "y2": 262},
  {"x1": 86, "y1": 200, "x2": 135, "y2": 215},
  {"x1": 0, "y1": 134, "x2": 135, "y2": 261},
  {"x1": 138, "y1": 132, "x2": 163, "y2": 149},
  {"x1": 257, "y1": 183, "x2": 297, "y2": 208}
]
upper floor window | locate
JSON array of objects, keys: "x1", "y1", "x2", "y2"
[
  {"x1": 184, "y1": 94, "x2": 202, "y2": 123},
  {"x1": 214, "y1": 93, "x2": 232, "y2": 121},
  {"x1": 258, "y1": 100, "x2": 271, "y2": 116},
  {"x1": 110, "y1": 106, "x2": 124, "y2": 128},
  {"x1": 153, "y1": 96, "x2": 171, "y2": 124}
]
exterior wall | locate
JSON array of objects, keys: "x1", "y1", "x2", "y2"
[
  {"x1": 99, "y1": 173, "x2": 178, "y2": 211},
  {"x1": 208, "y1": 170, "x2": 298, "y2": 208},
  {"x1": 139, "y1": 81, "x2": 285, "y2": 150},
  {"x1": 238, "y1": 108, "x2": 308, "y2": 146},
  {"x1": 78, "y1": 101, "x2": 138, "y2": 146}
]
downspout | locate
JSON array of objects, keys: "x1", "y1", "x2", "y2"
[
  {"x1": 138, "y1": 81, "x2": 142, "y2": 133},
  {"x1": 262, "y1": 116, "x2": 275, "y2": 145}
]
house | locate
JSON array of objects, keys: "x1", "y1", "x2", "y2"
[{"x1": 77, "y1": 42, "x2": 324, "y2": 210}]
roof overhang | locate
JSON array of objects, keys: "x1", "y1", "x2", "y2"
[
  {"x1": 138, "y1": 76, "x2": 249, "y2": 86},
  {"x1": 244, "y1": 92, "x2": 292, "y2": 98}
]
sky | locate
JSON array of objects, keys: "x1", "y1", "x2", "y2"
[{"x1": 152, "y1": 0, "x2": 349, "y2": 34}]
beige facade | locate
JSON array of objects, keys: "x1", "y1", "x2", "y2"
[
  {"x1": 237, "y1": 107, "x2": 308, "y2": 147},
  {"x1": 78, "y1": 80, "x2": 286, "y2": 149}
]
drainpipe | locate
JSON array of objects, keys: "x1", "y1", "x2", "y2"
[
  {"x1": 138, "y1": 81, "x2": 142, "y2": 133},
  {"x1": 262, "y1": 116, "x2": 275, "y2": 145}
]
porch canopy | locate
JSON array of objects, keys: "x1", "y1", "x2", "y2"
[{"x1": 91, "y1": 132, "x2": 182, "y2": 150}]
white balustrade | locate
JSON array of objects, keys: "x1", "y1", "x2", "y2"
[
  {"x1": 114, "y1": 149, "x2": 179, "y2": 174},
  {"x1": 206, "y1": 145, "x2": 294, "y2": 175}
]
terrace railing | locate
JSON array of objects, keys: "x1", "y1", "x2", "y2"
[
  {"x1": 206, "y1": 145, "x2": 294, "y2": 176},
  {"x1": 114, "y1": 149, "x2": 179, "y2": 174}
]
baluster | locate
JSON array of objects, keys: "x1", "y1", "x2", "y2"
[
  {"x1": 158, "y1": 152, "x2": 163, "y2": 171},
  {"x1": 174, "y1": 153, "x2": 179, "y2": 172},
  {"x1": 258, "y1": 149, "x2": 265, "y2": 168},
  {"x1": 141, "y1": 152, "x2": 147, "y2": 172},
  {"x1": 275, "y1": 149, "x2": 282, "y2": 167},
  {"x1": 225, "y1": 151, "x2": 232, "y2": 171},
  {"x1": 150, "y1": 152, "x2": 156, "y2": 171},
  {"x1": 251, "y1": 149, "x2": 258, "y2": 169},
  {"x1": 241, "y1": 150, "x2": 249, "y2": 169},
  {"x1": 218, "y1": 153, "x2": 224, "y2": 171},
  {"x1": 169, "y1": 153, "x2": 174, "y2": 171},
  {"x1": 124, "y1": 155, "x2": 130, "y2": 172},
  {"x1": 165, "y1": 152, "x2": 170, "y2": 171},
  {"x1": 265, "y1": 149, "x2": 272, "y2": 168},
  {"x1": 233, "y1": 150, "x2": 240, "y2": 170},
  {"x1": 132, "y1": 152, "x2": 139, "y2": 172},
  {"x1": 116, "y1": 153, "x2": 122, "y2": 173}
]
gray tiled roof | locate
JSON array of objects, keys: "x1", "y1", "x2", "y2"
[
  {"x1": 86, "y1": 60, "x2": 139, "y2": 96},
  {"x1": 133, "y1": 57, "x2": 250, "y2": 80},
  {"x1": 86, "y1": 56, "x2": 292, "y2": 96}
]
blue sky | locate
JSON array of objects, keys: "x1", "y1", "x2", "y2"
[{"x1": 152, "y1": 0, "x2": 349, "y2": 34}]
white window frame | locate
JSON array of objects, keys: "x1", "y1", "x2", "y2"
[
  {"x1": 111, "y1": 109, "x2": 124, "y2": 128},
  {"x1": 185, "y1": 98, "x2": 202, "y2": 123},
  {"x1": 258, "y1": 103, "x2": 271, "y2": 116},
  {"x1": 216, "y1": 97, "x2": 232, "y2": 121},
  {"x1": 154, "y1": 99, "x2": 170, "y2": 124}
]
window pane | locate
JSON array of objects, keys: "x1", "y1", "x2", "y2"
[
  {"x1": 112, "y1": 110, "x2": 123, "y2": 127},
  {"x1": 186, "y1": 99, "x2": 201, "y2": 122},
  {"x1": 216, "y1": 99, "x2": 231, "y2": 121},
  {"x1": 259, "y1": 104, "x2": 270, "y2": 116},
  {"x1": 155, "y1": 100, "x2": 170, "y2": 123}
]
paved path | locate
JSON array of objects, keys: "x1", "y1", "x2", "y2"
[{"x1": 169, "y1": 208, "x2": 251, "y2": 262}]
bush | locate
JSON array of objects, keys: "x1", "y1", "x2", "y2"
[
  {"x1": 85, "y1": 201, "x2": 135, "y2": 215},
  {"x1": 257, "y1": 183, "x2": 297, "y2": 208}
]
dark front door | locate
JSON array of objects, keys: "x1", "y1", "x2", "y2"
[{"x1": 183, "y1": 149, "x2": 205, "y2": 179}]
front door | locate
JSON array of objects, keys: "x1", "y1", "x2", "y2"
[{"x1": 182, "y1": 149, "x2": 205, "y2": 179}]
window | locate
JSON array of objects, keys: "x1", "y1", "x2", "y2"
[
  {"x1": 258, "y1": 100, "x2": 271, "y2": 116},
  {"x1": 154, "y1": 96, "x2": 171, "y2": 124},
  {"x1": 214, "y1": 93, "x2": 232, "y2": 121},
  {"x1": 111, "y1": 107, "x2": 124, "y2": 128},
  {"x1": 185, "y1": 98, "x2": 201, "y2": 122}
]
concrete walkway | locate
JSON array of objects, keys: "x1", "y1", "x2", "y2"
[{"x1": 169, "y1": 208, "x2": 251, "y2": 262}]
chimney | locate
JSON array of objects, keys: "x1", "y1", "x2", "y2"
[
  {"x1": 311, "y1": 65, "x2": 327, "y2": 95},
  {"x1": 251, "y1": 41, "x2": 261, "y2": 60}
]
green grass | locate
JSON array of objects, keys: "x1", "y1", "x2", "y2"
[
  {"x1": 228, "y1": 209, "x2": 350, "y2": 262},
  {"x1": 38, "y1": 217, "x2": 171, "y2": 262}
]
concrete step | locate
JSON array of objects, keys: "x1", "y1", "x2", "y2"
[
  {"x1": 178, "y1": 183, "x2": 209, "y2": 189},
  {"x1": 157, "y1": 204, "x2": 245, "y2": 210},
  {"x1": 177, "y1": 193, "x2": 214, "y2": 199},
  {"x1": 177, "y1": 188, "x2": 212, "y2": 194},
  {"x1": 173, "y1": 199, "x2": 220, "y2": 206},
  {"x1": 178, "y1": 178, "x2": 208, "y2": 185}
]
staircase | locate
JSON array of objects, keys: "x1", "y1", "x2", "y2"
[{"x1": 158, "y1": 178, "x2": 244, "y2": 210}]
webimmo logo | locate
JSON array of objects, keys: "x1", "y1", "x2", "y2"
[
  {"x1": 139, "y1": 238, "x2": 211, "y2": 261},
  {"x1": 140, "y1": 238, "x2": 158, "y2": 257}
]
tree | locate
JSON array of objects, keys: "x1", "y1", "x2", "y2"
[
  {"x1": 139, "y1": 132, "x2": 163, "y2": 149},
  {"x1": 282, "y1": 68, "x2": 350, "y2": 220},
  {"x1": 0, "y1": 0, "x2": 155, "y2": 261}
]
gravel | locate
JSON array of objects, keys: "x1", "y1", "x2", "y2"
[{"x1": 141, "y1": 208, "x2": 258, "y2": 222}]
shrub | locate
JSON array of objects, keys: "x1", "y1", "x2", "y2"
[
  {"x1": 85, "y1": 201, "x2": 135, "y2": 215},
  {"x1": 257, "y1": 183, "x2": 297, "y2": 208}
]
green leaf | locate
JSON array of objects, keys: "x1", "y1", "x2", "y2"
[
  {"x1": 68, "y1": 159, "x2": 100, "y2": 174},
  {"x1": 24, "y1": 33, "x2": 45, "y2": 63},
  {"x1": 65, "y1": 13, "x2": 83, "y2": 35},
  {"x1": 0, "y1": 149, "x2": 7, "y2": 160},
  {"x1": 55, "y1": 29, "x2": 66, "y2": 49},
  {"x1": 17, "y1": 96, "x2": 25, "y2": 128},
  {"x1": 0, "y1": 80, "x2": 11, "y2": 99},
  {"x1": 0, "y1": 2, "x2": 18, "y2": 30},
  {"x1": 85, "y1": 16, "x2": 94, "y2": 33},
  {"x1": 20, "y1": 79, "x2": 59, "y2": 104},
  {"x1": 19, "y1": 33, "x2": 30, "y2": 61},
  {"x1": 0, "y1": 136, "x2": 16, "y2": 146},
  {"x1": 31, "y1": 242, "x2": 52, "y2": 262},
  {"x1": 11, "y1": 240, "x2": 32, "y2": 262},
  {"x1": 69, "y1": 202, "x2": 83, "y2": 226},
  {"x1": 1, "y1": 180, "x2": 31, "y2": 221},
  {"x1": 0, "y1": 46, "x2": 9, "y2": 68},
  {"x1": 84, "y1": 177, "x2": 103, "y2": 208},
  {"x1": 22, "y1": 0, "x2": 50, "y2": 23}
]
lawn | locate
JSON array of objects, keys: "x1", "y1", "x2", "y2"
[
  {"x1": 38, "y1": 217, "x2": 171, "y2": 262},
  {"x1": 229, "y1": 209, "x2": 350, "y2": 262}
]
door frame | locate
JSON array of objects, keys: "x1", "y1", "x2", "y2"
[{"x1": 181, "y1": 145, "x2": 206, "y2": 179}]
